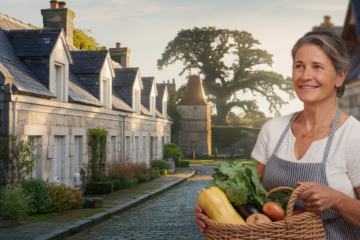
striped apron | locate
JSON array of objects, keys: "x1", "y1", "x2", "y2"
[{"x1": 262, "y1": 108, "x2": 360, "y2": 239}]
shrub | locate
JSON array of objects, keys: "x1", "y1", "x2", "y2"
[
  {"x1": 164, "y1": 143, "x2": 183, "y2": 167},
  {"x1": 89, "y1": 182, "x2": 113, "y2": 195},
  {"x1": 107, "y1": 157, "x2": 136, "y2": 180},
  {"x1": 0, "y1": 185, "x2": 31, "y2": 220},
  {"x1": 94, "y1": 172, "x2": 107, "y2": 182},
  {"x1": 180, "y1": 161, "x2": 190, "y2": 167},
  {"x1": 127, "y1": 178, "x2": 138, "y2": 188},
  {"x1": 111, "y1": 174, "x2": 120, "y2": 180},
  {"x1": 112, "y1": 180, "x2": 122, "y2": 191},
  {"x1": 149, "y1": 168, "x2": 160, "y2": 180},
  {"x1": 160, "y1": 169, "x2": 167, "y2": 176},
  {"x1": 134, "y1": 166, "x2": 142, "y2": 178},
  {"x1": 151, "y1": 160, "x2": 171, "y2": 170},
  {"x1": 139, "y1": 174, "x2": 150, "y2": 183},
  {"x1": 22, "y1": 178, "x2": 51, "y2": 214},
  {"x1": 47, "y1": 183, "x2": 81, "y2": 212}
]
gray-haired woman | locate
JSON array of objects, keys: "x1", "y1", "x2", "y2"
[{"x1": 195, "y1": 31, "x2": 360, "y2": 239}]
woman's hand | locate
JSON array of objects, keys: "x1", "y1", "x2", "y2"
[
  {"x1": 296, "y1": 182, "x2": 339, "y2": 212},
  {"x1": 195, "y1": 203, "x2": 207, "y2": 232}
]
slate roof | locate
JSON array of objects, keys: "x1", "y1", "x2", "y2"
[
  {"x1": 178, "y1": 75, "x2": 208, "y2": 105},
  {"x1": 0, "y1": 12, "x2": 34, "y2": 31},
  {"x1": 141, "y1": 104, "x2": 152, "y2": 116},
  {"x1": 0, "y1": 27, "x2": 55, "y2": 98},
  {"x1": 6, "y1": 29, "x2": 64, "y2": 58},
  {"x1": 155, "y1": 109, "x2": 165, "y2": 119},
  {"x1": 113, "y1": 68, "x2": 139, "y2": 106},
  {"x1": 141, "y1": 77, "x2": 155, "y2": 110},
  {"x1": 70, "y1": 50, "x2": 108, "y2": 74},
  {"x1": 156, "y1": 83, "x2": 167, "y2": 113},
  {"x1": 112, "y1": 88, "x2": 135, "y2": 112}
]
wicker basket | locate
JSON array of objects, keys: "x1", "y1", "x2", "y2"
[{"x1": 204, "y1": 185, "x2": 325, "y2": 240}]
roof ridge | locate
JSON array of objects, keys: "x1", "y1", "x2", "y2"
[{"x1": 0, "y1": 12, "x2": 34, "y2": 30}]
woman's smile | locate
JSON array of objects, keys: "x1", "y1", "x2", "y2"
[{"x1": 300, "y1": 85, "x2": 320, "y2": 91}]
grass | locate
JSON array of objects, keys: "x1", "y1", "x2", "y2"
[
  {"x1": 184, "y1": 158, "x2": 257, "y2": 166},
  {"x1": 23, "y1": 213, "x2": 54, "y2": 222}
]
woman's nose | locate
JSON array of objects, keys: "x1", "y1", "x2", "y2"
[{"x1": 301, "y1": 67, "x2": 313, "y2": 80}]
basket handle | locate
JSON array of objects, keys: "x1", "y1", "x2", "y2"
[
  {"x1": 266, "y1": 186, "x2": 294, "y2": 200},
  {"x1": 286, "y1": 185, "x2": 309, "y2": 217}
]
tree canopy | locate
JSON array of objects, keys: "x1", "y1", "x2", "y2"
[
  {"x1": 158, "y1": 27, "x2": 295, "y2": 125},
  {"x1": 167, "y1": 84, "x2": 186, "y2": 144},
  {"x1": 73, "y1": 28, "x2": 106, "y2": 51}
]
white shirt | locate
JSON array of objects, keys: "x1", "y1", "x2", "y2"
[{"x1": 251, "y1": 112, "x2": 360, "y2": 199}]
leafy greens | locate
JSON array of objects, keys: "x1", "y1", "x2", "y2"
[{"x1": 206, "y1": 162, "x2": 267, "y2": 210}]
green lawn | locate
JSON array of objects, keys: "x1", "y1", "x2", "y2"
[{"x1": 184, "y1": 158, "x2": 257, "y2": 166}]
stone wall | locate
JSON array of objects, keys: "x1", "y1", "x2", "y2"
[{"x1": 338, "y1": 81, "x2": 360, "y2": 120}]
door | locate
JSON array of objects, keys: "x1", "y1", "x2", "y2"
[
  {"x1": 30, "y1": 137, "x2": 37, "y2": 179},
  {"x1": 111, "y1": 136, "x2": 116, "y2": 162}
]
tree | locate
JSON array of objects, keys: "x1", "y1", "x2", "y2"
[
  {"x1": 167, "y1": 84, "x2": 186, "y2": 144},
  {"x1": 73, "y1": 28, "x2": 106, "y2": 51},
  {"x1": 158, "y1": 27, "x2": 295, "y2": 125}
]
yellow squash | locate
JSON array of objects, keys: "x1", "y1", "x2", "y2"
[{"x1": 198, "y1": 187, "x2": 245, "y2": 224}]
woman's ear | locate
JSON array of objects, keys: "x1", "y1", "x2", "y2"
[{"x1": 336, "y1": 70, "x2": 347, "y2": 87}]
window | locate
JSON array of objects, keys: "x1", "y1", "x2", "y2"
[
  {"x1": 74, "y1": 136, "x2": 80, "y2": 174},
  {"x1": 126, "y1": 136, "x2": 131, "y2": 159},
  {"x1": 54, "y1": 64, "x2": 64, "y2": 101},
  {"x1": 102, "y1": 78, "x2": 109, "y2": 108},
  {"x1": 54, "y1": 137, "x2": 62, "y2": 182},
  {"x1": 134, "y1": 90, "x2": 139, "y2": 114},
  {"x1": 150, "y1": 96, "x2": 155, "y2": 116},
  {"x1": 135, "y1": 137, "x2": 139, "y2": 163},
  {"x1": 163, "y1": 101, "x2": 167, "y2": 118},
  {"x1": 30, "y1": 137, "x2": 38, "y2": 179},
  {"x1": 194, "y1": 107, "x2": 198, "y2": 117},
  {"x1": 154, "y1": 137, "x2": 158, "y2": 159},
  {"x1": 111, "y1": 136, "x2": 116, "y2": 162},
  {"x1": 142, "y1": 136, "x2": 146, "y2": 163}
]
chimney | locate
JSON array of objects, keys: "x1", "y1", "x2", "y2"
[
  {"x1": 163, "y1": 80, "x2": 165, "y2": 83},
  {"x1": 50, "y1": 1, "x2": 58, "y2": 8},
  {"x1": 172, "y1": 78, "x2": 175, "y2": 83},
  {"x1": 58, "y1": 1, "x2": 66, "y2": 8},
  {"x1": 324, "y1": 15, "x2": 330, "y2": 24},
  {"x1": 167, "y1": 80, "x2": 170, "y2": 83},
  {"x1": 109, "y1": 42, "x2": 131, "y2": 68},
  {"x1": 41, "y1": 1, "x2": 75, "y2": 46}
]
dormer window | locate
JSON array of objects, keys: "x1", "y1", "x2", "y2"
[
  {"x1": 101, "y1": 78, "x2": 110, "y2": 109},
  {"x1": 163, "y1": 101, "x2": 167, "y2": 118},
  {"x1": 150, "y1": 96, "x2": 155, "y2": 116},
  {"x1": 134, "y1": 90, "x2": 140, "y2": 114},
  {"x1": 53, "y1": 63, "x2": 65, "y2": 101}
]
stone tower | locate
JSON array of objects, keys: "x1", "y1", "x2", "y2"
[{"x1": 178, "y1": 75, "x2": 211, "y2": 157}]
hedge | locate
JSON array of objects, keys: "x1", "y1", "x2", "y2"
[
  {"x1": 180, "y1": 161, "x2": 189, "y2": 167},
  {"x1": 164, "y1": 143, "x2": 183, "y2": 167},
  {"x1": 151, "y1": 160, "x2": 171, "y2": 169},
  {"x1": 139, "y1": 174, "x2": 151, "y2": 183},
  {"x1": 89, "y1": 182, "x2": 113, "y2": 195},
  {"x1": 160, "y1": 169, "x2": 167, "y2": 176},
  {"x1": 149, "y1": 168, "x2": 160, "y2": 180},
  {"x1": 212, "y1": 126, "x2": 260, "y2": 148},
  {"x1": 112, "y1": 180, "x2": 122, "y2": 191}
]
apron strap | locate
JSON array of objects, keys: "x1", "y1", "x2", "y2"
[
  {"x1": 322, "y1": 108, "x2": 342, "y2": 163},
  {"x1": 273, "y1": 112, "x2": 301, "y2": 156}
]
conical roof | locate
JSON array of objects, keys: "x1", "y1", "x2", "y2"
[{"x1": 178, "y1": 75, "x2": 208, "y2": 105}]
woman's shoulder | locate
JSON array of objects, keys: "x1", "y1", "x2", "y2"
[
  {"x1": 342, "y1": 115, "x2": 360, "y2": 140},
  {"x1": 262, "y1": 112, "x2": 298, "y2": 130}
]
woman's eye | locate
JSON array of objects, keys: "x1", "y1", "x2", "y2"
[
  {"x1": 314, "y1": 65, "x2": 322, "y2": 69},
  {"x1": 295, "y1": 65, "x2": 302, "y2": 69}
]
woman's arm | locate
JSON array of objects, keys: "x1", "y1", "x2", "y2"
[
  {"x1": 297, "y1": 182, "x2": 360, "y2": 227},
  {"x1": 255, "y1": 161, "x2": 265, "y2": 183}
]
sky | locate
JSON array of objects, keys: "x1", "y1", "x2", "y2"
[{"x1": 1, "y1": 0, "x2": 350, "y2": 117}]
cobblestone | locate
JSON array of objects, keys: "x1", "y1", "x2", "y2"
[{"x1": 67, "y1": 166, "x2": 214, "y2": 240}]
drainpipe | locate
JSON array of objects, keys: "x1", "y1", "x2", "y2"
[
  {"x1": 12, "y1": 98, "x2": 18, "y2": 137},
  {"x1": 119, "y1": 113, "x2": 128, "y2": 160}
]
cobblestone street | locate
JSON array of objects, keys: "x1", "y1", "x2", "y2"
[{"x1": 67, "y1": 166, "x2": 214, "y2": 240}]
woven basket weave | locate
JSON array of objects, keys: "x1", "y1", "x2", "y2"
[{"x1": 204, "y1": 185, "x2": 325, "y2": 240}]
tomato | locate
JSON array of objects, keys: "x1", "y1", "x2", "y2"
[
  {"x1": 262, "y1": 202, "x2": 285, "y2": 221},
  {"x1": 292, "y1": 210, "x2": 306, "y2": 216}
]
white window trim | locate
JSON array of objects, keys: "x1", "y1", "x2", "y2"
[
  {"x1": 101, "y1": 78, "x2": 110, "y2": 109},
  {"x1": 52, "y1": 62, "x2": 65, "y2": 102}
]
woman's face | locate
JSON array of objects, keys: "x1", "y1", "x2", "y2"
[{"x1": 292, "y1": 44, "x2": 346, "y2": 104}]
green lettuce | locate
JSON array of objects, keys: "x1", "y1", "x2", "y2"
[
  {"x1": 266, "y1": 189, "x2": 293, "y2": 214},
  {"x1": 206, "y1": 162, "x2": 267, "y2": 209}
]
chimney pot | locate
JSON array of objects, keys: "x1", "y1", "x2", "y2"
[
  {"x1": 58, "y1": 1, "x2": 66, "y2": 8},
  {"x1": 168, "y1": 80, "x2": 170, "y2": 83},
  {"x1": 50, "y1": 0, "x2": 58, "y2": 8},
  {"x1": 324, "y1": 15, "x2": 331, "y2": 24},
  {"x1": 116, "y1": 42, "x2": 121, "y2": 48},
  {"x1": 163, "y1": 81, "x2": 165, "y2": 83}
]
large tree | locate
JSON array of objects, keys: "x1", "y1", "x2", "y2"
[{"x1": 158, "y1": 27, "x2": 295, "y2": 125}]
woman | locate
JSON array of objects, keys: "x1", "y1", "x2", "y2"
[{"x1": 195, "y1": 31, "x2": 360, "y2": 239}]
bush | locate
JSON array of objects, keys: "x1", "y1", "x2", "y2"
[
  {"x1": 134, "y1": 166, "x2": 142, "y2": 178},
  {"x1": 160, "y1": 169, "x2": 167, "y2": 176},
  {"x1": 111, "y1": 174, "x2": 121, "y2": 180},
  {"x1": 47, "y1": 183, "x2": 81, "y2": 212},
  {"x1": 164, "y1": 144, "x2": 183, "y2": 167},
  {"x1": 89, "y1": 182, "x2": 113, "y2": 195},
  {"x1": 180, "y1": 161, "x2": 190, "y2": 167},
  {"x1": 0, "y1": 185, "x2": 31, "y2": 220},
  {"x1": 127, "y1": 178, "x2": 138, "y2": 188},
  {"x1": 139, "y1": 174, "x2": 150, "y2": 183},
  {"x1": 22, "y1": 178, "x2": 51, "y2": 214},
  {"x1": 94, "y1": 172, "x2": 107, "y2": 182},
  {"x1": 151, "y1": 160, "x2": 171, "y2": 170},
  {"x1": 149, "y1": 168, "x2": 160, "y2": 180},
  {"x1": 112, "y1": 180, "x2": 122, "y2": 191}
]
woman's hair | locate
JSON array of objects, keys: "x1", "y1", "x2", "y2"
[{"x1": 291, "y1": 31, "x2": 351, "y2": 98}]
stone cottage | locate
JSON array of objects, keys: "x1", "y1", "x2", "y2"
[{"x1": 0, "y1": 2, "x2": 171, "y2": 187}]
